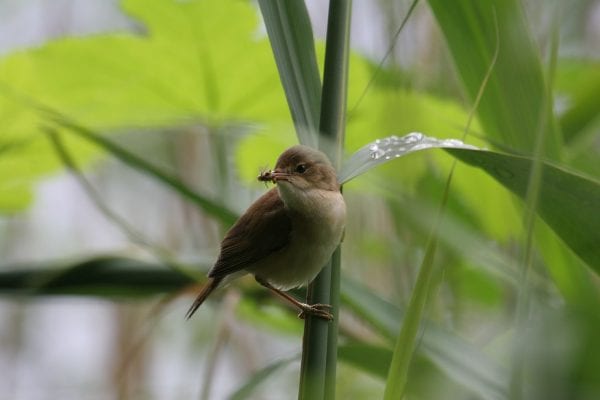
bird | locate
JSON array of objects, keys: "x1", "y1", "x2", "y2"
[{"x1": 185, "y1": 144, "x2": 346, "y2": 321}]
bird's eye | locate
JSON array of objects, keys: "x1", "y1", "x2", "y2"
[{"x1": 295, "y1": 164, "x2": 307, "y2": 174}]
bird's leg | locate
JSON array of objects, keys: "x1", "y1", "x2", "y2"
[{"x1": 255, "y1": 276, "x2": 333, "y2": 321}]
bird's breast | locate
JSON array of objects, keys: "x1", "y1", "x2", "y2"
[{"x1": 250, "y1": 190, "x2": 346, "y2": 290}]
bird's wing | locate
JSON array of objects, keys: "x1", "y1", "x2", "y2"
[{"x1": 208, "y1": 188, "x2": 292, "y2": 279}]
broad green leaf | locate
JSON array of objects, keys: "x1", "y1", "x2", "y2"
[
  {"x1": 427, "y1": 0, "x2": 562, "y2": 158},
  {"x1": 339, "y1": 132, "x2": 478, "y2": 183},
  {"x1": 535, "y1": 222, "x2": 600, "y2": 309},
  {"x1": 342, "y1": 86, "x2": 523, "y2": 242},
  {"x1": 0, "y1": 0, "x2": 288, "y2": 212},
  {"x1": 563, "y1": 117, "x2": 600, "y2": 179},
  {"x1": 448, "y1": 148, "x2": 600, "y2": 269},
  {"x1": 0, "y1": 92, "x2": 99, "y2": 211},
  {"x1": 337, "y1": 133, "x2": 599, "y2": 271}
]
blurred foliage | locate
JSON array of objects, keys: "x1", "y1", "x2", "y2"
[
  {"x1": 448, "y1": 148, "x2": 600, "y2": 269},
  {"x1": 0, "y1": 0, "x2": 599, "y2": 399},
  {"x1": 428, "y1": 0, "x2": 563, "y2": 158},
  {"x1": 0, "y1": 0, "x2": 288, "y2": 211}
]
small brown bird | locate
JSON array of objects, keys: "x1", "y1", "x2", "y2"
[{"x1": 185, "y1": 145, "x2": 346, "y2": 321}]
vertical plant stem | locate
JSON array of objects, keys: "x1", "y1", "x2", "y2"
[
  {"x1": 383, "y1": 11, "x2": 499, "y2": 398},
  {"x1": 324, "y1": 247, "x2": 343, "y2": 400},
  {"x1": 510, "y1": 5, "x2": 560, "y2": 398},
  {"x1": 317, "y1": 0, "x2": 352, "y2": 162},
  {"x1": 257, "y1": 0, "x2": 322, "y2": 147},
  {"x1": 382, "y1": 193, "x2": 443, "y2": 400},
  {"x1": 298, "y1": 1, "x2": 352, "y2": 399}
]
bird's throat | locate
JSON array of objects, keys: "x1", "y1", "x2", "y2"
[{"x1": 277, "y1": 184, "x2": 336, "y2": 216}]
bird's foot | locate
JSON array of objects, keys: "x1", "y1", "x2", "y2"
[{"x1": 297, "y1": 303, "x2": 333, "y2": 321}]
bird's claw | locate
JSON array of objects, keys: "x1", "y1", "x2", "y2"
[{"x1": 297, "y1": 303, "x2": 334, "y2": 321}]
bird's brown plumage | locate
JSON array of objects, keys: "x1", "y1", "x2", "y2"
[
  {"x1": 186, "y1": 145, "x2": 345, "y2": 320},
  {"x1": 209, "y1": 188, "x2": 292, "y2": 279}
]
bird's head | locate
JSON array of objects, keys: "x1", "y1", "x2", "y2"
[
  {"x1": 258, "y1": 145, "x2": 340, "y2": 210},
  {"x1": 270, "y1": 145, "x2": 338, "y2": 190}
]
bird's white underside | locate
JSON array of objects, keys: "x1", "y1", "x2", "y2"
[{"x1": 248, "y1": 183, "x2": 346, "y2": 290}]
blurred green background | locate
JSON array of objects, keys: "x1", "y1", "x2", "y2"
[{"x1": 0, "y1": 0, "x2": 598, "y2": 399}]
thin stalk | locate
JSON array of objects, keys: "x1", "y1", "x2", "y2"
[
  {"x1": 348, "y1": 0, "x2": 419, "y2": 118},
  {"x1": 298, "y1": 1, "x2": 352, "y2": 400},
  {"x1": 50, "y1": 116, "x2": 238, "y2": 226},
  {"x1": 383, "y1": 171, "x2": 450, "y2": 399},
  {"x1": 510, "y1": 4, "x2": 560, "y2": 398},
  {"x1": 44, "y1": 128, "x2": 181, "y2": 268},
  {"x1": 199, "y1": 291, "x2": 237, "y2": 400},
  {"x1": 384, "y1": 11, "x2": 499, "y2": 398}
]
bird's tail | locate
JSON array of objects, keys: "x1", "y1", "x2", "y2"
[{"x1": 185, "y1": 277, "x2": 222, "y2": 320}]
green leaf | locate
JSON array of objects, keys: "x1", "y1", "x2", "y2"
[
  {"x1": 338, "y1": 343, "x2": 392, "y2": 379},
  {"x1": 427, "y1": 0, "x2": 562, "y2": 158},
  {"x1": 384, "y1": 231, "x2": 438, "y2": 400},
  {"x1": 258, "y1": 0, "x2": 321, "y2": 146},
  {"x1": 0, "y1": 255, "x2": 509, "y2": 399},
  {"x1": 339, "y1": 133, "x2": 478, "y2": 184},
  {"x1": 0, "y1": 256, "x2": 194, "y2": 296},
  {"x1": 555, "y1": 59, "x2": 600, "y2": 143},
  {"x1": 448, "y1": 148, "x2": 600, "y2": 270},
  {"x1": 0, "y1": 91, "x2": 99, "y2": 212},
  {"x1": 298, "y1": 1, "x2": 352, "y2": 400},
  {"x1": 341, "y1": 278, "x2": 508, "y2": 400},
  {"x1": 0, "y1": 0, "x2": 288, "y2": 212},
  {"x1": 339, "y1": 133, "x2": 599, "y2": 271},
  {"x1": 50, "y1": 117, "x2": 238, "y2": 226}
]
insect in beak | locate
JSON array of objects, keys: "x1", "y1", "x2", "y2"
[
  {"x1": 258, "y1": 168, "x2": 273, "y2": 186},
  {"x1": 258, "y1": 169, "x2": 290, "y2": 183}
]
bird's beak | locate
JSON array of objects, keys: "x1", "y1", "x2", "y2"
[
  {"x1": 270, "y1": 170, "x2": 291, "y2": 183},
  {"x1": 257, "y1": 169, "x2": 290, "y2": 183}
]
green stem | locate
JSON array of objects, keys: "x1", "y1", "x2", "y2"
[
  {"x1": 510, "y1": 4, "x2": 559, "y2": 398},
  {"x1": 298, "y1": 1, "x2": 352, "y2": 399},
  {"x1": 257, "y1": 0, "x2": 322, "y2": 147}
]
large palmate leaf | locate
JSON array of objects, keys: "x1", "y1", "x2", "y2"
[{"x1": 0, "y1": 0, "x2": 288, "y2": 212}]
